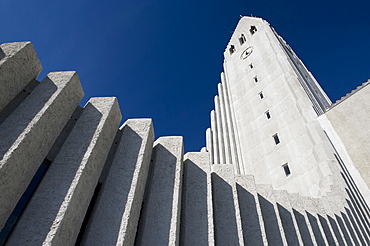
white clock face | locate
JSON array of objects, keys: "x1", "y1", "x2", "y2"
[{"x1": 240, "y1": 46, "x2": 253, "y2": 60}]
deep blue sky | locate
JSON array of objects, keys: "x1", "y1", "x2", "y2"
[{"x1": 1, "y1": 0, "x2": 369, "y2": 152}]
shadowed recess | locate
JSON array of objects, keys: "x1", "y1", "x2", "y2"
[
  {"x1": 258, "y1": 194, "x2": 283, "y2": 246},
  {"x1": 211, "y1": 173, "x2": 239, "y2": 245},
  {"x1": 237, "y1": 184, "x2": 263, "y2": 245}
]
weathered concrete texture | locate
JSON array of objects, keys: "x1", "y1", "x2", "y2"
[
  {"x1": 136, "y1": 136, "x2": 184, "y2": 246},
  {"x1": 180, "y1": 152, "x2": 214, "y2": 246},
  {"x1": 325, "y1": 82, "x2": 370, "y2": 189},
  {"x1": 6, "y1": 97, "x2": 121, "y2": 245},
  {"x1": 0, "y1": 71, "x2": 83, "y2": 230},
  {"x1": 82, "y1": 118, "x2": 154, "y2": 246},
  {"x1": 0, "y1": 42, "x2": 42, "y2": 112},
  {"x1": 211, "y1": 164, "x2": 243, "y2": 245}
]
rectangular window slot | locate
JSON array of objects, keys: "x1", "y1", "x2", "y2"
[
  {"x1": 239, "y1": 34, "x2": 246, "y2": 45},
  {"x1": 273, "y1": 133, "x2": 280, "y2": 144},
  {"x1": 259, "y1": 92, "x2": 264, "y2": 99},
  {"x1": 254, "y1": 76, "x2": 258, "y2": 83},
  {"x1": 265, "y1": 111, "x2": 271, "y2": 119},
  {"x1": 283, "y1": 163, "x2": 291, "y2": 176}
]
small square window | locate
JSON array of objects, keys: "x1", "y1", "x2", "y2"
[
  {"x1": 259, "y1": 92, "x2": 264, "y2": 99},
  {"x1": 254, "y1": 76, "x2": 258, "y2": 83},
  {"x1": 250, "y1": 25, "x2": 257, "y2": 35},
  {"x1": 283, "y1": 164, "x2": 291, "y2": 176},
  {"x1": 249, "y1": 63, "x2": 254, "y2": 69},
  {"x1": 229, "y1": 45, "x2": 236, "y2": 55},
  {"x1": 273, "y1": 133, "x2": 280, "y2": 144},
  {"x1": 265, "y1": 111, "x2": 271, "y2": 119}
]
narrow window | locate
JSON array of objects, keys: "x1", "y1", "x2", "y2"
[
  {"x1": 250, "y1": 25, "x2": 257, "y2": 35},
  {"x1": 249, "y1": 63, "x2": 254, "y2": 69},
  {"x1": 239, "y1": 34, "x2": 246, "y2": 45},
  {"x1": 254, "y1": 76, "x2": 258, "y2": 83},
  {"x1": 283, "y1": 163, "x2": 291, "y2": 176},
  {"x1": 259, "y1": 92, "x2": 264, "y2": 99},
  {"x1": 265, "y1": 110, "x2": 271, "y2": 119},
  {"x1": 273, "y1": 133, "x2": 280, "y2": 144},
  {"x1": 229, "y1": 45, "x2": 236, "y2": 55}
]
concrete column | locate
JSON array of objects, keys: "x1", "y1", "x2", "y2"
[
  {"x1": 256, "y1": 184, "x2": 288, "y2": 246},
  {"x1": 136, "y1": 136, "x2": 184, "y2": 246},
  {"x1": 211, "y1": 164, "x2": 244, "y2": 245},
  {"x1": 221, "y1": 70, "x2": 244, "y2": 174},
  {"x1": 180, "y1": 152, "x2": 214, "y2": 246},
  {"x1": 0, "y1": 71, "x2": 83, "y2": 229},
  {"x1": 218, "y1": 83, "x2": 231, "y2": 164},
  {"x1": 206, "y1": 128, "x2": 214, "y2": 164},
  {"x1": 7, "y1": 97, "x2": 121, "y2": 245},
  {"x1": 221, "y1": 73, "x2": 240, "y2": 173},
  {"x1": 0, "y1": 42, "x2": 42, "y2": 112},
  {"x1": 81, "y1": 119, "x2": 154, "y2": 246},
  {"x1": 210, "y1": 110, "x2": 219, "y2": 164},
  {"x1": 214, "y1": 96, "x2": 225, "y2": 163},
  {"x1": 235, "y1": 175, "x2": 267, "y2": 246}
]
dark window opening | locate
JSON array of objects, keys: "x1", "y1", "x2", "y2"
[
  {"x1": 254, "y1": 76, "x2": 258, "y2": 83},
  {"x1": 265, "y1": 111, "x2": 271, "y2": 119},
  {"x1": 229, "y1": 45, "x2": 236, "y2": 55},
  {"x1": 239, "y1": 34, "x2": 246, "y2": 45},
  {"x1": 273, "y1": 133, "x2": 280, "y2": 144},
  {"x1": 249, "y1": 63, "x2": 254, "y2": 69},
  {"x1": 259, "y1": 92, "x2": 264, "y2": 99},
  {"x1": 283, "y1": 164, "x2": 291, "y2": 176},
  {"x1": 0, "y1": 160, "x2": 51, "y2": 244},
  {"x1": 250, "y1": 25, "x2": 257, "y2": 35}
]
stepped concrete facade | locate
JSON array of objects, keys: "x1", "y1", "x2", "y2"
[{"x1": 0, "y1": 16, "x2": 369, "y2": 245}]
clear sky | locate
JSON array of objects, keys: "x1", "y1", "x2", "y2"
[{"x1": 1, "y1": 0, "x2": 369, "y2": 152}]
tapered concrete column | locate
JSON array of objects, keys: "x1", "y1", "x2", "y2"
[
  {"x1": 218, "y1": 83, "x2": 231, "y2": 164},
  {"x1": 210, "y1": 110, "x2": 219, "y2": 164},
  {"x1": 206, "y1": 128, "x2": 214, "y2": 164},
  {"x1": 0, "y1": 72, "x2": 83, "y2": 229},
  {"x1": 0, "y1": 42, "x2": 42, "y2": 112},
  {"x1": 7, "y1": 97, "x2": 121, "y2": 245},
  {"x1": 214, "y1": 96, "x2": 225, "y2": 163},
  {"x1": 221, "y1": 75, "x2": 240, "y2": 172},
  {"x1": 82, "y1": 119, "x2": 154, "y2": 246},
  {"x1": 180, "y1": 152, "x2": 214, "y2": 246},
  {"x1": 136, "y1": 136, "x2": 184, "y2": 246}
]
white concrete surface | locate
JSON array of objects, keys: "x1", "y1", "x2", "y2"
[
  {"x1": 7, "y1": 97, "x2": 121, "y2": 245},
  {"x1": 0, "y1": 71, "x2": 83, "y2": 229},
  {"x1": 82, "y1": 118, "x2": 154, "y2": 246},
  {"x1": 0, "y1": 42, "x2": 42, "y2": 112}
]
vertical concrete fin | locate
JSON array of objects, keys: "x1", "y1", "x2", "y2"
[
  {"x1": 210, "y1": 110, "x2": 219, "y2": 164},
  {"x1": 218, "y1": 83, "x2": 231, "y2": 164},
  {"x1": 214, "y1": 96, "x2": 225, "y2": 163},
  {"x1": 81, "y1": 118, "x2": 154, "y2": 245},
  {"x1": 0, "y1": 71, "x2": 84, "y2": 229},
  {"x1": 256, "y1": 184, "x2": 288, "y2": 246},
  {"x1": 6, "y1": 97, "x2": 121, "y2": 245},
  {"x1": 211, "y1": 164, "x2": 244, "y2": 245},
  {"x1": 206, "y1": 128, "x2": 214, "y2": 164},
  {"x1": 0, "y1": 42, "x2": 42, "y2": 112},
  {"x1": 136, "y1": 136, "x2": 184, "y2": 246},
  {"x1": 236, "y1": 175, "x2": 266, "y2": 246},
  {"x1": 221, "y1": 77, "x2": 240, "y2": 173},
  {"x1": 221, "y1": 69, "x2": 244, "y2": 174},
  {"x1": 180, "y1": 152, "x2": 214, "y2": 246}
]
